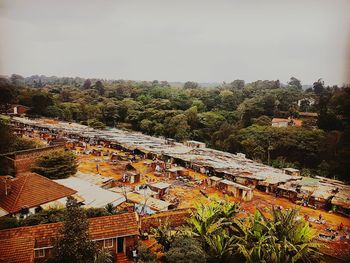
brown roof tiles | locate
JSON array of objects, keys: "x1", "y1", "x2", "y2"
[
  {"x1": 0, "y1": 212, "x2": 139, "y2": 247},
  {"x1": 0, "y1": 236, "x2": 35, "y2": 263},
  {"x1": 0, "y1": 173, "x2": 77, "y2": 214}
]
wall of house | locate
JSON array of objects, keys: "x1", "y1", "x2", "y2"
[
  {"x1": 33, "y1": 235, "x2": 138, "y2": 262},
  {"x1": 272, "y1": 122, "x2": 288, "y2": 127},
  {"x1": 242, "y1": 189, "x2": 253, "y2": 201},
  {"x1": 124, "y1": 236, "x2": 138, "y2": 255},
  {"x1": 140, "y1": 208, "x2": 193, "y2": 232},
  {"x1": 16, "y1": 106, "x2": 28, "y2": 115},
  {"x1": 226, "y1": 185, "x2": 238, "y2": 196},
  {"x1": 4, "y1": 145, "x2": 64, "y2": 174}
]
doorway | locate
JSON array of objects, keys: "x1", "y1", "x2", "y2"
[{"x1": 117, "y1": 237, "x2": 124, "y2": 253}]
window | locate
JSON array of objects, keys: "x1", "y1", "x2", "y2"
[
  {"x1": 34, "y1": 249, "x2": 45, "y2": 258},
  {"x1": 104, "y1": 238, "x2": 113, "y2": 248}
]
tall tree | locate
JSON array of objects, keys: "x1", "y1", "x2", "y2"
[
  {"x1": 83, "y1": 79, "x2": 92, "y2": 89},
  {"x1": 51, "y1": 197, "x2": 96, "y2": 263},
  {"x1": 32, "y1": 151, "x2": 77, "y2": 179},
  {"x1": 95, "y1": 80, "x2": 105, "y2": 96},
  {"x1": 0, "y1": 78, "x2": 17, "y2": 106},
  {"x1": 288, "y1": 77, "x2": 302, "y2": 90},
  {"x1": 30, "y1": 93, "x2": 53, "y2": 115},
  {"x1": 184, "y1": 81, "x2": 199, "y2": 89}
]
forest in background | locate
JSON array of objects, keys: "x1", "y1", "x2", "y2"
[{"x1": 0, "y1": 74, "x2": 349, "y2": 182}]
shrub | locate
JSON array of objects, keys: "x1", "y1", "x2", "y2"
[
  {"x1": 32, "y1": 151, "x2": 77, "y2": 179},
  {"x1": 165, "y1": 235, "x2": 206, "y2": 263}
]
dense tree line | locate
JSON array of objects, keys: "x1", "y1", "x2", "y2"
[{"x1": 0, "y1": 74, "x2": 349, "y2": 181}]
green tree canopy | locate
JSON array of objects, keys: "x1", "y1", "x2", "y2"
[
  {"x1": 165, "y1": 236, "x2": 206, "y2": 263},
  {"x1": 32, "y1": 151, "x2": 77, "y2": 179},
  {"x1": 51, "y1": 197, "x2": 96, "y2": 263}
]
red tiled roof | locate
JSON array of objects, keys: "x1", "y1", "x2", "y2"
[
  {"x1": 272, "y1": 118, "x2": 289, "y2": 123},
  {"x1": 299, "y1": 112, "x2": 318, "y2": 117},
  {"x1": 0, "y1": 212, "x2": 139, "y2": 248},
  {"x1": 271, "y1": 118, "x2": 303, "y2": 126},
  {"x1": 0, "y1": 173, "x2": 77, "y2": 214},
  {"x1": 292, "y1": 119, "x2": 303, "y2": 127},
  {"x1": 89, "y1": 212, "x2": 139, "y2": 240},
  {"x1": 0, "y1": 236, "x2": 35, "y2": 263}
]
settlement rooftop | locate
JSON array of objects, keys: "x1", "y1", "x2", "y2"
[{"x1": 11, "y1": 117, "x2": 298, "y2": 185}]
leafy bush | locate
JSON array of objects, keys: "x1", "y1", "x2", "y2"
[
  {"x1": 21, "y1": 208, "x2": 66, "y2": 226},
  {"x1": 0, "y1": 216, "x2": 19, "y2": 230},
  {"x1": 137, "y1": 242, "x2": 157, "y2": 263},
  {"x1": 88, "y1": 119, "x2": 106, "y2": 129},
  {"x1": 85, "y1": 208, "x2": 110, "y2": 218},
  {"x1": 32, "y1": 151, "x2": 77, "y2": 179},
  {"x1": 165, "y1": 236, "x2": 206, "y2": 263}
]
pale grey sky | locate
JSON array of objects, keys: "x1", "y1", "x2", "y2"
[{"x1": 0, "y1": 0, "x2": 349, "y2": 85}]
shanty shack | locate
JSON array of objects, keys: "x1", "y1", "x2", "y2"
[
  {"x1": 217, "y1": 179, "x2": 253, "y2": 201},
  {"x1": 123, "y1": 171, "x2": 140, "y2": 184},
  {"x1": 277, "y1": 182, "x2": 298, "y2": 201},
  {"x1": 283, "y1": 168, "x2": 301, "y2": 176},
  {"x1": 148, "y1": 182, "x2": 171, "y2": 198},
  {"x1": 234, "y1": 173, "x2": 263, "y2": 188},
  {"x1": 296, "y1": 177, "x2": 320, "y2": 201},
  {"x1": 207, "y1": 176, "x2": 222, "y2": 187},
  {"x1": 165, "y1": 138, "x2": 175, "y2": 145},
  {"x1": 92, "y1": 148, "x2": 103, "y2": 156},
  {"x1": 121, "y1": 163, "x2": 140, "y2": 183},
  {"x1": 167, "y1": 167, "x2": 188, "y2": 178},
  {"x1": 331, "y1": 186, "x2": 350, "y2": 216},
  {"x1": 309, "y1": 183, "x2": 338, "y2": 209},
  {"x1": 185, "y1": 140, "x2": 206, "y2": 148},
  {"x1": 126, "y1": 192, "x2": 172, "y2": 215},
  {"x1": 256, "y1": 169, "x2": 300, "y2": 193},
  {"x1": 135, "y1": 185, "x2": 158, "y2": 198}
]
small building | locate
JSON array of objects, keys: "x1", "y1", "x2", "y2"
[
  {"x1": 299, "y1": 112, "x2": 318, "y2": 118},
  {"x1": 331, "y1": 186, "x2": 350, "y2": 216},
  {"x1": 277, "y1": 182, "x2": 298, "y2": 201},
  {"x1": 272, "y1": 118, "x2": 302, "y2": 127},
  {"x1": 207, "y1": 176, "x2": 222, "y2": 187},
  {"x1": 122, "y1": 171, "x2": 140, "y2": 184},
  {"x1": 135, "y1": 185, "x2": 158, "y2": 198},
  {"x1": 282, "y1": 168, "x2": 300, "y2": 176},
  {"x1": 184, "y1": 140, "x2": 206, "y2": 148},
  {"x1": 55, "y1": 177, "x2": 126, "y2": 208},
  {"x1": 148, "y1": 182, "x2": 171, "y2": 198},
  {"x1": 295, "y1": 177, "x2": 320, "y2": 202},
  {"x1": 91, "y1": 148, "x2": 103, "y2": 156},
  {"x1": 165, "y1": 138, "x2": 175, "y2": 145},
  {"x1": 236, "y1": 153, "x2": 246, "y2": 159},
  {"x1": 309, "y1": 184, "x2": 337, "y2": 209},
  {"x1": 6, "y1": 104, "x2": 29, "y2": 116},
  {"x1": 0, "y1": 173, "x2": 76, "y2": 218},
  {"x1": 0, "y1": 212, "x2": 139, "y2": 262},
  {"x1": 167, "y1": 166, "x2": 188, "y2": 179},
  {"x1": 272, "y1": 118, "x2": 290, "y2": 127},
  {"x1": 127, "y1": 192, "x2": 172, "y2": 215},
  {"x1": 217, "y1": 179, "x2": 253, "y2": 201}
]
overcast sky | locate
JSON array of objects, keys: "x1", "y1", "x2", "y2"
[{"x1": 0, "y1": 0, "x2": 349, "y2": 85}]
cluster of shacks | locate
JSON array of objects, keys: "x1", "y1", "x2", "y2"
[{"x1": 9, "y1": 117, "x2": 350, "y2": 216}]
